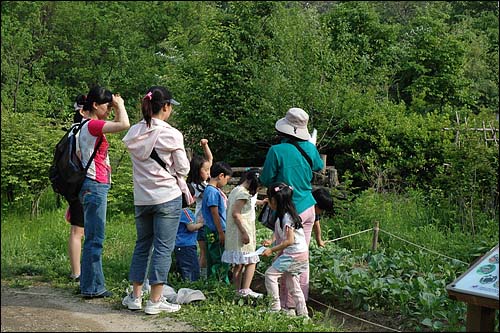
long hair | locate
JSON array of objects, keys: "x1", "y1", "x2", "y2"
[
  {"x1": 238, "y1": 168, "x2": 261, "y2": 196},
  {"x1": 141, "y1": 86, "x2": 175, "y2": 128},
  {"x1": 267, "y1": 182, "x2": 302, "y2": 229},
  {"x1": 187, "y1": 154, "x2": 209, "y2": 193}
]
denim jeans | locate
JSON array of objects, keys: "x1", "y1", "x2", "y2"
[
  {"x1": 129, "y1": 196, "x2": 182, "y2": 286},
  {"x1": 174, "y1": 245, "x2": 200, "y2": 282},
  {"x1": 79, "y1": 178, "x2": 110, "y2": 296}
]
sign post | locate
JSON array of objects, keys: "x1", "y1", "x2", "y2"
[{"x1": 446, "y1": 244, "x2": 499, "y2": 332}]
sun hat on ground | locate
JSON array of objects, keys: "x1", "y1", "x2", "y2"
[
  {"x1": 176, "y1": 288, "x2": 206, "y2": 304},
  {"x1": 275, "y1": 107, "x2": 311, "y2": 141}
]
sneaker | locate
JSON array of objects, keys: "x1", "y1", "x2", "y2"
[
  {"x1": 238, "y1": 288, "x2": 263, "y2": 298},
  {"x1": 122, "y1": 293, "x2": 142, "y2": 310},
  {"x1": 144, "y1": 296, "x2": 181, "y2": 315},
  {"x1": 68, "y1": 274, "x2": 80, "y2": 282},
  {"x1": 81, "y1": 290, "x2": 113, "y2": 299},
  {"x1": 282, "y1": 308, "x2": 296, "y2": 316}
]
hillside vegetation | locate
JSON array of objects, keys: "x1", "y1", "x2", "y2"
[{"x1": 1, "y1": 2, "x2": 498, "y2": 331}]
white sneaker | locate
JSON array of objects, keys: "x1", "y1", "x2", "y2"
[
  {"x1": 238, "y1": 288, "x2": 263, "y2": 298},
  {"x1": 144, "y1": 296, "x2": 181, "y2": 315},
  {"x1": 122, "y1": 293, "x2": 142, "y2": 310}
]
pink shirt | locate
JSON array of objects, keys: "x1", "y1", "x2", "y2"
[{"x1": 79, "y1": 119, "x2": 111, "y2": 184}]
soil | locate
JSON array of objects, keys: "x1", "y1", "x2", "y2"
[
  {"x1": 1, "y1": 281, "x2": 196, "y2": 332},
  {"x1": 1, "y1": 279, "x2": 399, "y2": 332}
]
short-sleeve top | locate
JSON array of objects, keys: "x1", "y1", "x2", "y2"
[
  {"x1": 201, "y1": 184, "x2": 227, "y2": 233},
  {"x1": 275, "y1": 213, "x2": 308, "y2": 255},
  {"x1": 79, "y1": 119, "x2": 110, "y2": 184},
  {"x1": 175, "y1": 208, "x2": 197, "y2": 247}
]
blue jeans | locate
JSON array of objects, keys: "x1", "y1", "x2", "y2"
[
  {"x1": 175, "y1": 245, "x2": 200, "y2": 281},
  {"x1": 79, "y1": 178, "x2": 110, "y2": 296},
  {"x1": 129, "y1": 196, "x2": 182, "y2": 285}
]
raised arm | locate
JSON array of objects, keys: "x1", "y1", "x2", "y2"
[
  {"x1": 102, "y1": 94, "x2": 130, "y2": 133},
  {"x1": 200, "y1": 139, "x2": 213, "y2": 167}
]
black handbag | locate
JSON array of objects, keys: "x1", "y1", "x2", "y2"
[{"x1": 258, "y1": 203, "x2": 277, "y2": 231}]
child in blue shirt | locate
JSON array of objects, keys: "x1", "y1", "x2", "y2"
[
  {"x1": 174, "y1": 204, "x2": 204, "y2": 281},
  {"x1": 201, "y1": 161, "x2": 233, "y2": 283}
]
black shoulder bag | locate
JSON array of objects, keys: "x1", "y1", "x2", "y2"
[{"x1": 150, "y1": 148, "x2": 194, "y2": 207}]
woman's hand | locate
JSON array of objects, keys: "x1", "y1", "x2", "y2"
[{"x1": 112, "y1": 94, "x2": 125, "y2": 110}]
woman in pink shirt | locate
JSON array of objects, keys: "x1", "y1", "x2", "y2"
[{"x1": 78, "y1": 86, "x2": 130, "y2": 299}]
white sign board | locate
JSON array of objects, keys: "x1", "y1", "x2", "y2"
[{"x1": 446, "y1": 244, "x2": 499, "y2": 300}]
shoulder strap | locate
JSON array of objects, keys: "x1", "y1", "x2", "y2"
[
  {"x1": 84, "y1": 136, "x2": 103, "y2": 171},
  {"x1": 72, "y1": 118, "x2": 91, "y2": 136},
  {"x1": 150, "y1": 148, "x2": 168, "y2": 172},
  {"x1": 79, "y1": 119, "x2": 103, "y2": 172},
  {"x1": 287, "y1": 140, "x2": 313, "y2": 168}
]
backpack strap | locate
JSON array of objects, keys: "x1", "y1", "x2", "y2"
[
  {"x1": 84, "y1": 136, "x2": 103, "y2": 172},
  {"x1": 78, "y1": 119, "x2": 103, "y2": 172}
]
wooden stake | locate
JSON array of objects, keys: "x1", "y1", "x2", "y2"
[{"x1": 372, "y1": 221, "x2": 379, "y2": 251}]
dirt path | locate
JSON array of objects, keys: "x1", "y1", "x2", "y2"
[{"x1": 1, "y1": 282, "x2": 196, "y2": 332}]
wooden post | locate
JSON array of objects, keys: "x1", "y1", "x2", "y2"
[
  {"x1": 466, "y1": 303, "x2": 496, "y2": 332},
  {"x1": 371, "y1": 221, "x2": 379, "y2": 251},
  {"x1": 320, "y1": 154, "x2": 327, "y2": 174}
]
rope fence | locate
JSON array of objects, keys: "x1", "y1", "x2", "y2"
[
  {"x1": 323, "y1": 222, "x2": 469, "y2": 265},
  {"x1": 255, "y1": 221, "x2": 471, "y2": 331}
]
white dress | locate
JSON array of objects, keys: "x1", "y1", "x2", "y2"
[{"x1": 221, "y1": 185, "x2": 259, "y2": 265}]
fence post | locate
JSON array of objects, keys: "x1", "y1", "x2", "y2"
[{"x1": 372, "y1": 221, "x2": 379, "y2": 251}]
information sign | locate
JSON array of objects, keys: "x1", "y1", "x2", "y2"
[{"x1": 446, "y1": 244, "x2": 499, "y2": 300}]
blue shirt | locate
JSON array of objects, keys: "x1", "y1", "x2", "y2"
[
  {"x1": 260, "y1": 139, "x2": 324, "y2": 214},
  {"x1": 201, "y1": 184, "x2": 227, "y2": 233},
  {"x1": 175, "y1": 208, "x2": 197, "y2": 247}
]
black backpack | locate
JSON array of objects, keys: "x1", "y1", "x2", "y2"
[{"x1": 48, "y1": 119, "x2": 102, "y2": 201}]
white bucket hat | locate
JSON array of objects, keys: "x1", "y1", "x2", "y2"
[{"x1": 275, "y1": 107, "x2": 311, "y2": 141}]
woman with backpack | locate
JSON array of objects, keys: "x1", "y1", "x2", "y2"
[{"x1": 78, "y1": 86, "x2": 130, "y2": 298}]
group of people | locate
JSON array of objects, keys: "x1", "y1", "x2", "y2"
[{"x1": 64, "y1": 84, "x2": 333, "y2": 318}]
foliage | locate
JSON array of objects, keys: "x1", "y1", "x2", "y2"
[
  {"x1": 1, "y1": 209, "x2": 340, "y2": 332},
  {"x1": 309, "y1": 189, "x2": 498, "y2": 332},
  {"x1": 1, "y1": 1, "x2": 498, "y2": 236},
  {"x1": 1, "y1": 110, "x2": 60, "y2": 215}
]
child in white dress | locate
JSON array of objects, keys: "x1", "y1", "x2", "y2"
[
  {"x1": 221, "y1": 169, "x2": 263, "y2": 298},
  {"x1": 262, "y1": 182, "x2": 309, "y2": 317}
]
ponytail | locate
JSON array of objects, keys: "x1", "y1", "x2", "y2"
[{"x1": 141, "y1": 86, "x2": 178, "y2": 128}]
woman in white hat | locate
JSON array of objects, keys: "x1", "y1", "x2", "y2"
[{"x1": 260, "y1": 107, "x2": 324, "y2": 313}]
